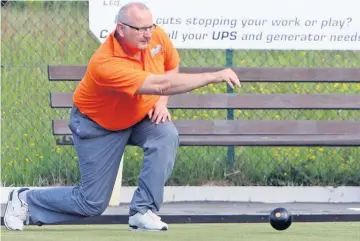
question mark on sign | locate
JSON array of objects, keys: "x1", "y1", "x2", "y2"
[{"x1": 346, "y1": 17, "x2": 352, "y2": 26}]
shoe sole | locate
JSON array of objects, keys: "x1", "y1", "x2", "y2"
[
  {"x1": 128, "y1": 225, "x2": 168, "y2": 231},
  {"x1": 4, "y1": 190, "x2": 14, "y2": 231}
]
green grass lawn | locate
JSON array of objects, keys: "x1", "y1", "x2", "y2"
[
  {"x1": 1, "y1": 223, "x2": 360, "y2": 241},
  {"x1": 1, "y1": 1, "x2": 360, "y2": 187}
]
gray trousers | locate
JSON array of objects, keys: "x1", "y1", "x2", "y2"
[{"x1": 26, "y1": 105, "x2": 179, "y2": 224}]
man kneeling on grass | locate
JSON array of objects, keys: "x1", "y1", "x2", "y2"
[{"x1": 4, "y1": 1, "x2": 241, "y2": 232}]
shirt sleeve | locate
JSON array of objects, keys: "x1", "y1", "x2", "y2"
[
  {"x1": 157, "y1": 26, "x2": 180, "y2": 71},
  {"x1": 95, "y1": 58, "x2": 152, "y2": 96}
]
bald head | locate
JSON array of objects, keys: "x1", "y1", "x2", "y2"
[
  {"x1": 115, "y1": 2, "x2": 150, "y2": 24},
  {"x1": 115, "y1": 2, "x2": 154, "y2": 51}
]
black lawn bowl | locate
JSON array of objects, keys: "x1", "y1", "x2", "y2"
[{"x1": 269, "y1": 207, "x2": 293, "y2": 231}]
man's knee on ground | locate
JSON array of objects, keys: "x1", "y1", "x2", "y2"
[
  {"x1": 78, "y1": 189, "x2": 109, "y2": 217},
  {"x1": 82, "y1": 199, "x2": 108, "y2": 217}
]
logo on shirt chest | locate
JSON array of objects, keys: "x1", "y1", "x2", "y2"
[{"x1": 150, "y1": 44, "x2": 162, "y2": 56}]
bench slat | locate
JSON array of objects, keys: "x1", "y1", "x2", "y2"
[
  {"x1": 182, "y1": 67, "x2": 360, "y2": 82},
  {"x1": 52, "y1": 120, "x2": 360, "y2": 135},
  {"x1": 50, "y1": 92, "x2": 360, "y2": 109},
  {"x1": 48, "y1": 65, "x2": 360, "y2": 82},
  {"x1": 54, "y1": 134, "x2": 360, "y2": 146},
  {"x1": 48, "y1": 65, "x2": 86, "y2": 81},
  {"x1": 179, "y1": 135, "x2": 360, "y2": 146}
]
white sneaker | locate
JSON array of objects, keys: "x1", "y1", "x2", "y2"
[
  {"x1": 128, "y1": 210, "x2": 168, "y2": 231},
  {"x1": 4, "y1": 188, "x2": 30, "y2": 231}
]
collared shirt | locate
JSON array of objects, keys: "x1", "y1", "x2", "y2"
[{"x1": 73, "y1": 26, "x2": 180, "y2": 130}]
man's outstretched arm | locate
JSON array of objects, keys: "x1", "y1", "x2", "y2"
[{"x1": 136, "y1": 68, "x2": 241, "y2": 96}]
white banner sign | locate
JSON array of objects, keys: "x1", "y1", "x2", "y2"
[{"x1": 89, "y1": 0, "x2": 360, "y2": 50}]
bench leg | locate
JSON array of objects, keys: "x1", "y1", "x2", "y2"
[{"x1": 109, "y1": 154, "x2": 124, "y2": 206}]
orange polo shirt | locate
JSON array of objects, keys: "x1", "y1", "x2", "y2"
[{"x1": 73, "y1": 26, "x2": 179, "y2": 130}]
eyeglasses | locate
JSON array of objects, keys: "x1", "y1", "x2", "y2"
[{"x1": 121, "y1": 22, "x2": 156, "y2": 34}]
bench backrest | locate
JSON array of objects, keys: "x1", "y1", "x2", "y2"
[
  {"x1": 48, "y1": 65, "x2": 360, "y2": 146},
  {"x1": 49, "y1": 65, "x2": 360, "y2": 109},
  {"x1": 48, "y1": 65, "x2": 360, "y2": 82}
]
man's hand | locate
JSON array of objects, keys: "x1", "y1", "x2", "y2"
[
  {"x1": 148, "y1": 97, "x2": 171, "y2": 124},
  {"x1": 212, "y1": 68, "x2": 241, "y2": 89}
]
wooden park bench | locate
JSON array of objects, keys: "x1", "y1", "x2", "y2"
[
  {"x1": 48, "y1": 65, "x2": 360, "y2": 147},
  {"x1": 48, "y1": 65, "x2": 360, "y2": 206}
]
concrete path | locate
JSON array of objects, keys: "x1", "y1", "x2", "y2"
[
  {"x1": 2, "y1": 202, "x2": 360, "y2": 225},
  {"x1": 103, "y1": 202, "x2": 360, "y2": 215}
]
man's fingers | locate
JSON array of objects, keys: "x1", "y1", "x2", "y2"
[
  {"x1": 230, "y1": 76, "x2": 241, "y2": 87},
  {"x1": 156, "y1": 111, "x2": 166, "y2": 124},
  {"x1": 152, "y1": 114, "x2": 159, "y2": 123},
  {"x1": 229, "y1": 71, "x2": 241, "y2": 87},
  {"x1": 151, "y1": 110, "x2": 160, "y2": 122},
  {"x1": 151, "y1": 107, "x2": 171, "y2": 124},
  {"x1": 220, "y1": 70, "x2": 240, "y2": 88},
  {"x1": 161, "y1": 114, "x2": 167, "y2": 123},
  {"x1": 226, "y1": 78, "x2": 234, "y2": 89},
  {"x1": 167, "y1": 113, "x2": 172, "y2": 121},
  {"x1": 164, "y1": 112, "x2": 171, "y2": 122},
  {"x1": 153, "y1": 109, "x2": 164, "y2": 124},
  {"x1": 148, "y1": 109, "x2": 154, "y2": 119},
  {"x1": 156, "y1": 111, "x2": 171, "y2": 124}
]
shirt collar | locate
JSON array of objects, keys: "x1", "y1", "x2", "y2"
[{"x1": 111, "y1": 30, "x2": 127, "y2": 57}]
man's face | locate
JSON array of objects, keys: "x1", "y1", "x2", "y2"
[{"x1": 117, "y1": 8, "x2": 154, "y2": 50}]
